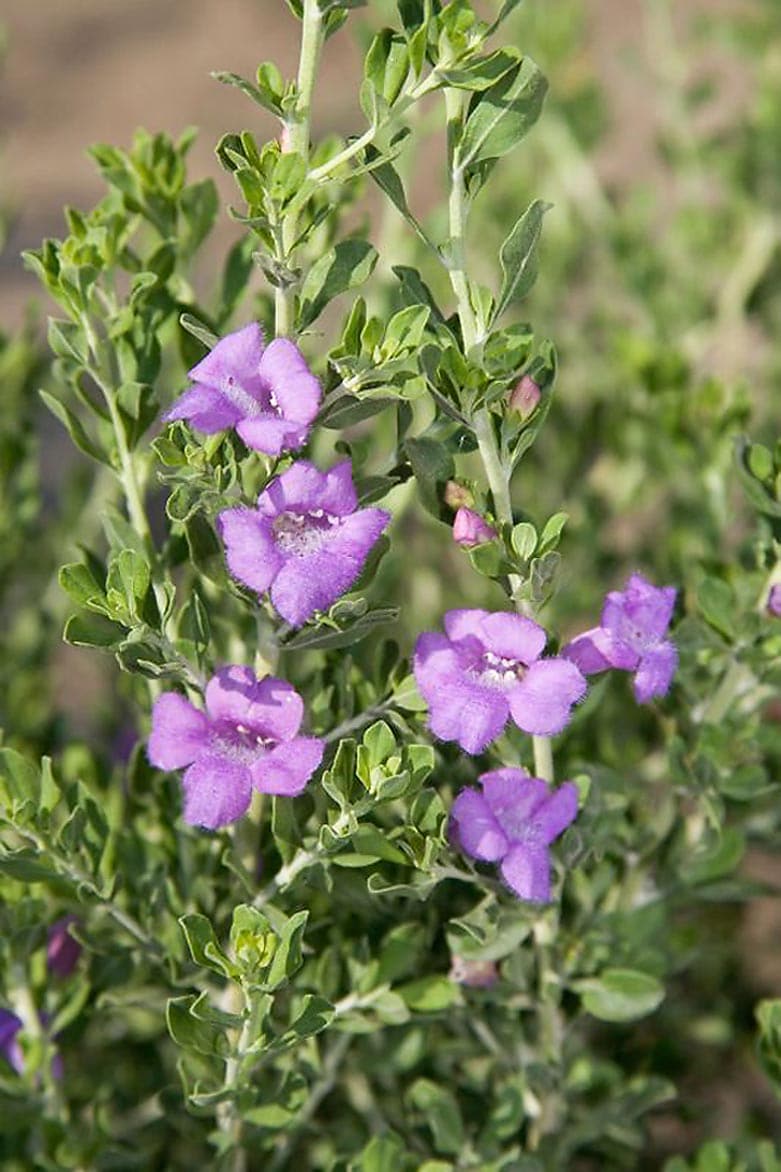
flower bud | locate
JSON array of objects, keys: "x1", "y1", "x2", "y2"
[
  {"x1": 453, "y1": 507, "x2": 497, "y2": 548},
  {"x1": 444, "y1": 480, "x2": 474, "y2": 510},
  {"x1": 449, "y1": 956, "x2": 498, "y2": 988},
  {"x1": 47, "y1": 916, "x2": 81, "y2": 979},
  {"x1": 508, "y1": 374, "x2": 541, "y2": 420},
  {"x1": 768, "y1": 584, "x2": 781, "y2": 617}
]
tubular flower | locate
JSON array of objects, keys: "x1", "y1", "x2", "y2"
[
  {"x1": 413, "y1": 609, "x2": 587, "y2": 754},
  {"x1": 450, "y1": 767, "x2": 579, "y2": 902},
  {"x1": 563, "y1": 572, "x2": 677, "y2": 703},
  {"x1": 148, "y1": 666, "x2": 324, "y2": 830},
  {"x1": 165, "y1": 322, "x2": 321, "y2": 456},
  {"x1": 767, "y1": 583, "x2": 781, "y2": 617},
  {"x1": 218, "y1": 460, "x2": 390, "y2": 627}
]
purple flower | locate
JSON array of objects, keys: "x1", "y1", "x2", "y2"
[
  {"x1": 147, "y1": 666, "x2": 324, "y2": 830},
  {"x1": 0, "y1": 1010, "x2": 24, "y2": 1074},
  {"x1": 452, "y1": 507, "x2": 497, "y2": 548},
  {"x1": 218, "y1": 460, "x2": 390, "y2": 627},
  {"x1": 413, "y1": 609, "x2": 587, "y2": 754},
  {"x1": 450, "y1": 767, "x2": 578, "y2": 902},
  {"x1": 165, "y1": 323, "x2": 321, "y2": 456},
  {"x1": 47, "y1": 916, "x2": 81, "y2": 978},
  {"x1": 563, "y1": 572, "x2": 677, "y2": 703},
  {"x1": 768, "y1": 584, "x2": 781, "y2": 617}
]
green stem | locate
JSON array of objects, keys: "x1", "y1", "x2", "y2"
[
  {"x1": 276, "y1": 0, "x2": 325, "y2": 337},
  {"x1": 444, "y1": 87, "x2": 478, "y2": 354}
]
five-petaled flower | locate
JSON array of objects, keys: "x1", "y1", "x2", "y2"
[
  {"x1": 452, "y1": 507, "x2": 497, "y2": 548},
  {"x1": 148, "y1": 666, "x2": 324, "y2": 829},
  {"x1": 165, "y1": 322, "x2": 321, "y2": 456},
  {"x1": 562, "y1": 572, "x2": 677, "y2": 703},
  {"x1": 218, "y1": 460, "x2": 390, "y2": 627},
  {"x1": 413, "y1": 609, "x2": 587, "y2": 754},
  {"x1": 450, "y1": 767, "x2": 578, "y2": 902}
]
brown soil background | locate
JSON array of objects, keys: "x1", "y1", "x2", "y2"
[{"x1": 0, "y1": 0, "x2": 744, "y2": 328}]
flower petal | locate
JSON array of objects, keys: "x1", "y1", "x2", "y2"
[
  {"x1": 165, "y1": 384, "x2": 242, "y2": 432},
  {"x1": 205, "y1": 668, "x2": 304, "y2": 740},
  {"x1": 181, "y1": 754, "x2": 252, "y2": 829},
  {"x1": 450, "y1": 788, "x2": 508, "y2": 861},
  {"x1": 257, "y1": 337, "x2": 321, "y2": 424},
  {"x1": 535, "y1": 782, "x2": 579, "y2": 843},
  {"x1": 602, "y1": 573, "x2": 676, "y2": 648},
  {"x1": 508, "y1": 657, "x2": 587, "y2": 737},
  {"x1": 236, "y1": 416, "x2": 310, "y2": 456},
  {"x1": 500, "y1": 844, "x2": 551, "y2": 902},
  {"x1": 148, "y1": 693, "x2": 209, "y2": 770},
  {"x1": 218, "y1": 507, "x2": 283, "y2": 596},
  {"x1": 268, "y1": 508, "x2": 389, "y2": 626},
  {"x1": 444, "y1": 609, "x2": 546, "y2": 664},
  {"x1": 251, "y1": 736, "x2": 324, "y2": 796},
  {"x1": 187, "y1": 322, "x2": 265, "y2": 388},
  {"x1": 414, "y1": 632, "x2": 509, "y2": 754},
  {"x1": 481, "y1": 770, "x2": 550, "y2": 838},
  {"x1": 562, "y1": 628, "x2": 613, "y2": 674},
  {"x1": 633, "y1": 640, "x2": 678, "y2": 703},
  {"x1": 257, "y1": 460, "x2": 328, "y2": 518}
]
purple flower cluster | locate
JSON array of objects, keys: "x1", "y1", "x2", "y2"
[
  {"x1": 451, "y1": 768, "x2": 578, "y2": 902},
  {"x1": 148, "y1": 666, "x2": 325, "y2": 830},
  {"x1": 219, "y1": 460, "x2": 390, "y2": 627},
  {"x1": 563, "y1": 572, "x2": 677, "y2": 703},
  {"x1": 414, "y1": 609, "x2": 587, "y2": 754},
  {"x1": 166, "y1": 323, "x2": 321, "y2": 456}
]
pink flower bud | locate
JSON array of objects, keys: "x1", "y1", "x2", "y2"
[
  {"x1": 444, "y1": 480, "x2": 474, "y2": 510},
  {"x1": 279, "y1": 123, "x2": 292, "y2": 153},
  {"x1": 449, "y1": 956, "x2": 498, "y2": 988},
  {"x1": 453, "y1": 507, "x2": 497, "y2": 548},
  {"x1": 768, "y1": 584, "x2": 781, "y2": 617},
  {"x1": 508, "y1": 374, "x2": 541, "y2": 420},
  {"x1": 47, "y1": 916, "x2": 81, "y2": 979}
]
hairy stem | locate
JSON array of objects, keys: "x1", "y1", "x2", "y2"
[{"x1": 276, "y1": 0, "x2": 325, "y2": 337}]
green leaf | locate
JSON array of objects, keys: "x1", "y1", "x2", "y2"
[
  {"x1": 538, "y1": 510, "x2": 568, "y2": 554},
  {"x1": 58, "y1": 562, "x2": 107, "y2": 611},
  {"x1": 179, "y1": 312, "x2": 219, "y2": 350},
  {"x1": 756, "y1": 998, "x2": 781, "y2": 1090},
  {"x1": 282, "y1": 607, "x2": 399, "y2": 652},
  {"x1": 284, "y1": 994, "x2": 334, "y2": 1040},
  {"x1": 575, "y1": 968, "x2": 665, "y2": 1023},
  {"x1": 298, "y1": 240, "x2": 378, "y2": 330},
  {"x1": 697, "y1": 577, "x2": 735, "y2": 640},
  {"x1": 350, "y1": 1132, "x2": 411, "y2": 1172},
  {"x1": 405, "y1": 435, "x2": 455, "y2": 518},
  {"x1": 39, "y1": 390, "x2": 106, "y2": 464},
  {"x1": 493, "y1": 199, "x2": 551, "y2": 322},
  {"x1": 362, "y1": 721, "x2": 396, "y2": 767},
  {"x1": 398, "y1": 976, "x2": 459, "y2": 1013},
  {"x1": 511, "y1": 521, "x2": 537, "y2": 561},
  {"x1": 408, "y1": 1078, "x2": 464, "y2": 1155},
  {"x1": 364, "y1": 29, "x2": 410, "y2": 107},
  {"x1": 64, "y1": 612, "x2": 125, "y2": 649},
  {"x1": 264, "y1": 909, "x2": 309, "y2": 990},
  {"x1": 179, "y1": 914, "x2": 237, "y2": 979},
  {"x1": 212, "y1": 70, "x2": 283, "y2": 116},
  {"x1": 439, "y1": 47, "x2": 520, "y2": 91},
  {"x1": 166, "y1": 995, "x2": 229, "y2": 1057},
  {"x1": 366, "y1": 146, "x2": 435, "y2": 251},
  {"x1": 459, "y1": 56, "x2": 548, "y2": 171}
]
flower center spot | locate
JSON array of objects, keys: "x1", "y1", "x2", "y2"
[{"x1": 273, "y1": 510, "x2": 343, "y2": 556}]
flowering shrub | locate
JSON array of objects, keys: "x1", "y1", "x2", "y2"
[{"x1": 1, "y1": 0, "x2": 781, "y2": 1168}]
